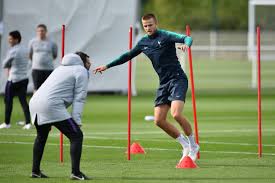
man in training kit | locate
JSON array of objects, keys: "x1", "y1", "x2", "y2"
[
  {"x1": 94, "y1": 13, "x2": 200, "y2": 161},
  {"x1": 0, "y1": 30, "x2": 31, "y2": 130},
  {"x1": 29, "y1": 24, "x2": 58, "y2": 92},
  {"x1": 30, "y1": 52, "x2": 91, "y2": 180}
]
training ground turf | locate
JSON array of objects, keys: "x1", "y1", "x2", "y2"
[{"x1": 0, "y1": 59, "x2": 275, "y2": 182}]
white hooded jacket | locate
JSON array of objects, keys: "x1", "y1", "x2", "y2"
[{"x1": 29, "y1": 53, "x2": 89, "y2": 126}]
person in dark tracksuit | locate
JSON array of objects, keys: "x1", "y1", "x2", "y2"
[
  {"x1": 28, "y1": 24, "x2": 58, "y2": 92},
  {"x1": 0, "y1": 30, "x2": 31, "y2": 130},
  {"x1": 29, "y1": 52, "x2": 91, "y2": 180},
  {"x1": 94, "y1": 13, "x2": 200, "y2": 162}
]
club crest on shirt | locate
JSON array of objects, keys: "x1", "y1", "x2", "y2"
[{"x1": 157, "y1": 41, "x2": 161, "y2": 47}]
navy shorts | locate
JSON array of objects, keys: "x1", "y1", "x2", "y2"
[{"x1": 154, "y1": 77, "x2": 188, "y2": 107}]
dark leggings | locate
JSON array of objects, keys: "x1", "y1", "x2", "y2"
[
  {"x1": 4, "y1": 79, "x2": 30, "y2": 124},
  {"x1": 32, "y1": 118, "x2": 83, "y2": 175}
]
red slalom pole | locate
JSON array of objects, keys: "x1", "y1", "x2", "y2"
[
  {"x1": 60, "y1": 24, "x2": 65, "y2": 163},
  {"x1": 257, "y1": 26, "x2": 262, "y2": 158},
  {"x1": 127, "y1": 26, "x2": 133, "y2": 160},
  {"x1": 185, "y1": 25, "x2": 200, "y2": 159}
]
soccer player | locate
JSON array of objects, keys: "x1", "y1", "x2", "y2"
[
  {"x1": 94, "y1": 13, "x2": 200, "y2": 161},
  {"x1": 28, "y1": 24, "x2": 58, "y2": 92},
  {"x1": 30, "y1": 52, "x2": 91, "y2": 180},
  {"x1": 0, "y1": 30, "x2": 31, "y2": 130}
]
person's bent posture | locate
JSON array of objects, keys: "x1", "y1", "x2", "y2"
[{"x1": 30, "y1": 52, "x2": 91, "y2": 180}]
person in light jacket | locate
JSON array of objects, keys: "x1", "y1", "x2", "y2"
[
  {"x1": 30, "y1": 52, "x2": 91, "y2": 180},
  {"x1": 0, "y1": 30, "x2": 31, "y2": 130}
]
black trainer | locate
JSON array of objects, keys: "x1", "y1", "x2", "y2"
[
  {"x1": 70, "y1": 172, "x2": 90, "y2": 180},
  {"x1": 31, "y1": 171, "x2": 48, "y2": 178}
]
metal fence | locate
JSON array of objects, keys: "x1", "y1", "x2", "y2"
[{"x1": 188, "y1": 30, "x2": 275, "y2": 61}]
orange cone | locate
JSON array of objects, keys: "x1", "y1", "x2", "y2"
[
  {"x1": 176, "y1": 156, "x2": 198, "y2": 169},
  {"x1": 128, "y1": 142, "x2": 145, "y2": 154}
]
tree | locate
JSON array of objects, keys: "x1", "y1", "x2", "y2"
[{"x1": 142, "y1": 0, "x2": 248, "y2": 30}]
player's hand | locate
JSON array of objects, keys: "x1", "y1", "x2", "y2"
[
  {"x1": 177, "y1": 44, "x2": 189, "y2": 51},
  {"x1": 93, "y1": 65, "x2": 107, "y2": 74}
]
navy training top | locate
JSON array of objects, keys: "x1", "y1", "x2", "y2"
[{"x1": 106, "y1": 29, "x2": 193, "y2": 84}]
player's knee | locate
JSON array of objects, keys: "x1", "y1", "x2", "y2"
[
  {"x1": 154, "y1": 118, "x2": 165, "y2": 127},
  {"x1": 72, "y1": 130, "x2": 83, "y2": 142},
  {"x1": 35, "y1": 135, "x2": 47, "y2": 145},
  {"x1": 171, "y1": 112, "x2": 181, "y2": 121}
]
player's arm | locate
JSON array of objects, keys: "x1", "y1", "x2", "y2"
[
  {"x1": 2, "y1": 57, "x2": 13, "y2": 69},
  {"x1": 166, "y1": 31, "x2": 193, "y2": 51},
  {"x1": 2, "y1": 50, "x2": 15, "y2": 77},
  {"x1": 71, "y1": 70, "x2": 89, "y2": 126},
  {"x1": 2, "y1": 49, "x2": 15, "y2": 69},
  {"x1": 93, "y1": 45, "x2": 142, "y2": 74}
]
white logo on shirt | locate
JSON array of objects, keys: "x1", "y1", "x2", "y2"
[
  {"x1": 144, "y1": 46, "x2": 148, "y2": 50},
  {"x1": 158, "y1": 41, "x2": 161, "y2": 47}
]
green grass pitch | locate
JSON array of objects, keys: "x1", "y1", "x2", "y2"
[{"x1": 0, "y1": 59, "x2": 275, "y2": 182}]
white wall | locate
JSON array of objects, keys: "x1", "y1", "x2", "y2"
[{"x1": 1, "y1": 0, "x2": 138, "y2": 94}]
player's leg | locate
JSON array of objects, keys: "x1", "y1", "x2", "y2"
[
  {"x1": 44, "y1": 70, "x2": 53, "y2": 81},
  {"x1": 16, "y1": 79, "x2": 31, "y2": 129},
  {"x1": 154, "y1": 104, "x2": 181, "y2": 138},
  {"x1": 169, "y1": 100, "x2": 191, "y2": 154},
  {"x1": 37, "y1": 70, "x2": 52, "y2": 89},
  {"x1": 154, "y1": 83, "x2": 190, "y2": 157},
  {"x1": 169, "y1": 76, "x2": 200, "y2": 160},
  {"x1": 154, "y1": 84, "x2": 183, "y2": 138},
  {"x1": 170, "y1": 100, "x2": 192, "y2": 135},
  {"x1": 32, "y1": 118, "x2": 51, "y2": 177},
  {"x1": 54, "y1": 118, "x2": 89, "y2": 180},
  {"x1": 154, "y1": 104, "x2": 190, "y2": 158},
  {"x1": 0, "y1": 81, "x2": 14, "y2": 129},
  {"x1": 32, "y1": 69, "x2": 39, "y2": 93},
  {"x1": 171, "y1": 100, "x2": 199, "y2": 161}
]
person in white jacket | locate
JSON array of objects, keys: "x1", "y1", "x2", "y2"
[{"x1": 29, "y1": 52, "x2": 91, "y2": 180}]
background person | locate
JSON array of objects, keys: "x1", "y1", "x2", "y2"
[
  {"x1": 0, "y1": 30, "x2": 31, "y2": 130},
  {"x1": 28, "y1": 24, "x2": 58, "y2": 92}
]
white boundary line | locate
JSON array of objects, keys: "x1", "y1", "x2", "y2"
[
  {"x1": 85, "y1": 129, "x2": 275, "y2": 135},
  {"x1": 0, "y1": 140, "x2": 275, "y2": 156},
  {"x1": 0, "y1": 132, "x2": 275, "y2": 147},
  {"x1": 1, "y1": 128, "x2": 275, "y2": 136}
]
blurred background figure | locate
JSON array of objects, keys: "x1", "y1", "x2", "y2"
[
  {"x1": 0, "y1": 30, "x2": 31, "y2": 130},
  {"x1": 28, "y1": 24, "x2": 58, "y2": 92}
]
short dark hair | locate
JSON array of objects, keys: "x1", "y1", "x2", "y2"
[
  {"x1": 9, "y1": 30, "x2": 21, "y2": 43},
  {"x1": 142, "y1": 13, "x2": 157, "y2": 23},
  {"x1": 37, "y1": 24, "x2": 47, "y2": 31},
  {"x1": 75, "y1": 51, "x2": 89, "y2": 65}
]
